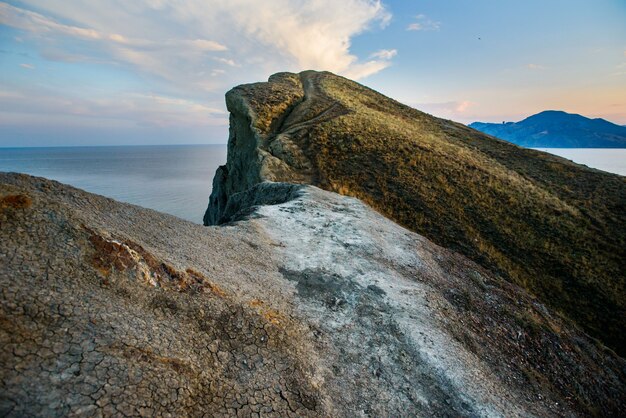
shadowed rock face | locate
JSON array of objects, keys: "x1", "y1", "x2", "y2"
[
  {"x1": 205, "y1": 70, "x2": 626, "y2": 356},
  {"x1": 2, "y1": 173, "x2": 626, "y2": 417}
]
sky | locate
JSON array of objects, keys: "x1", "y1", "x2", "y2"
[{"x1": 0, "y1": 0, "x2": 625, "y2": 146}]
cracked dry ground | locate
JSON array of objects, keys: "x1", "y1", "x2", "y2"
[
  {"x1": 0, "y1": 176, "x2": 322, "y2": 417},
  {"x1": 1, "y1": 173, "x2": 626, "y2": 417}
]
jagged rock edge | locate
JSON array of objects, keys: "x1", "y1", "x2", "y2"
[
  {"x1": 213, "y1": 181, "x2": 305, "y2": 224},
  {"x1": 204, "y1": 74, "x2": 304, "y2": 225}
]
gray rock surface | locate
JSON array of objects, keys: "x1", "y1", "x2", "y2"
[
  {"x1": 213, "y1": 182, "x2": 304, "y2": 225},
  {"x1": 204, "y1": 71, "x2": 348, "y2": 225},
  {"x1": 2, "y1": 173, "x2": 625, "y2": 417},
  {"x1": 204, "y1": 72, "x2": 309, "y2": 225}
]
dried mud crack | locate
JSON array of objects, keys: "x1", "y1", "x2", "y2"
[{"x1": 2, "y1": 173, "x2": 625, "y2": 417}]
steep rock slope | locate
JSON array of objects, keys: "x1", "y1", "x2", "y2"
[
  {"x1": 470, "y1": 110, "x2": 626, "y2": 148},
  {"x1": 205, "y1": 71, "x2": 626, "y2": 356},
  {"x1": 2, "y1": 173, "x2": 626, "y2": 417}
]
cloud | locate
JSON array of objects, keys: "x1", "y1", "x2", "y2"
[
  {"x1": 19, "y1": 63, "x2": 35, "y2": 70},
  {"x1": 411, "y1": 100, "x2": 475, "y2": 121},
  {"x1": 526, "y1": 63, "x2": 545, "y2": 70},
  {"x1": 39, "y1": 48, "x2": 110, "y2": 64},
  {"x1": 184, "y1": 39, "x2": 228, "y2": 51},
  {"x1": 0, "y1": 2, "x2": 232, "y2": 92},
  {"x1": 0, "y1": 0, "x2": 393, "y2": 140},
  {"x1": 454, "y1": 100, "x2": 472, "y2": 112},
  {"x1": 406, "y1": 14, "x2": 440, "y2": 31},
  {"x1": 0, "y1": 90, "x2": 25, "y2": 99},
  {"x1": 0, "y1": 3, "x2": 227, "y2": 51},
  {"x1": 422, "y1": 100, "x2": 473, "y2": 113},
  {"x1": 0, "y1": 87, "x2": 227, "y2": 128},
  {"x1": 370, "y1": 49, "x2": 397, "y2": 60},
  {"x1": 2, "y1": 0, "x2": 392, "y2": 87},
  {"x1": 213, "y1": 57, "x2": 239, "y2": 67},
  {"x1": 343, "y1": 60, "x2": 391, "y2": 80}
]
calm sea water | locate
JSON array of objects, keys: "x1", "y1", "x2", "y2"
[
  {"x1": 0, "y1": 145, "x2": 227, "y2": 224},
  {"x1": 0, "y1": 146, "x2": 623, "y2": 223},
  {"x1": 535, "y1": 148, "x2": 626, "y2": 176}
]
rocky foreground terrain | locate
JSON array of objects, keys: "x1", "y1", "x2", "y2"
[
  {"x1": 1, "y1": 71, "x2": 625, "y2": 416},
  {"x1": 1, "y1": 173, "x2": 625, "y2": 417}
]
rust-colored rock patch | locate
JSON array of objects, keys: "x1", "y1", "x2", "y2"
[{"x1": 0, "y1": 194, "x2": 32, "y2": 210}]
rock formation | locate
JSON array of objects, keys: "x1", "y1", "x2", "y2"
[
  {"x1": 2, "y1": 173, "x2": 625, "y2": 416},
  {"x1": 205, "y1": 71, "x2": 626, "y2": 357}
]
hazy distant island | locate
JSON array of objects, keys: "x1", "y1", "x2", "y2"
[
  {"x1": 2, "y1": 71, "x2": 625, "y2": 417},
  {"x1": 469, "y1": 110, "x2": 626, "y2": 148}
]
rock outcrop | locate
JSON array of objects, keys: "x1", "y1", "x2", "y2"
[
  {"x1": 205, "y1": 70, "x2": 626, "y2": 357},
  {"x1": 2, "y1": 172, "x2": 626, "y2": 416}
]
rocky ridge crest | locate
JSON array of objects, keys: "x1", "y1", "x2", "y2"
[{"x1": 205, "y1": 71, "x2": 626, "y2": 357}]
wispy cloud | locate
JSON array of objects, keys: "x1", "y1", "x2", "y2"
[
  {"x1": 0, "y1": 87, "x2": 227, "y2": 128},
  {"x1": 2, "y1": 0, "x2": 392, "y2": 87},
  {"x1": 424, "y1": 100, "x2": 473, "y2": 113},
  {"x1": 213, "y1": 57, "x2": 239, "y2": 67},
  {"x1": 610, "y1": 63, "x2": 626, "y2": 77},
  {"x1": 0, "y1": 0, "x2": 394, "y2": 139},
  {"x1": 19, "y1": 63, "x2": 34, "y2": 70},
  {"x1": 39, "y1": 48, "x2": 112, "y2": 64},
  {"x1": 406, "y1": 14, "x2": 440, "y2": 31},
  {"x1": 0, "y1": 3, "x2": 103, "y2": 40},
  {"x1": 454, "y1": 100, "x2": 472, "y2": 112},
  {"x1": 0, "y1": 3, "x2": 227, "y2": 51},
  {"x1": 370, "y1": 49, "x2": 397, "y2": 60},
  {"x1": 411, "y1": 100, "x2": 476, "y2": 121},
  {"x1": 526, "y1": 63, "x2": 545, "y2": 70},
  {"x1": 343, "y1": 60, "x2": 391, "y2": 80}
]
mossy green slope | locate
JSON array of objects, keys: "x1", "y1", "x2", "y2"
[{"x1": 206, "y1": 70, "x2": 626, "y2": 356}]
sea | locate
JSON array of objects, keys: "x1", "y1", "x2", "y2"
[
  {"x1": 533, "y1": 148, "x2": 626, "y2": 177},
  {"x1": 0, "y1": 145, "x2": 227, "y2": 224},
  {"x1": 0, "y1": 145, "x2": 624, "y2": 223}
]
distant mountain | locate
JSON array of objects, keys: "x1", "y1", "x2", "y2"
[{"x1": 469, "y1": 110, "x2": 626, "y2": 148}]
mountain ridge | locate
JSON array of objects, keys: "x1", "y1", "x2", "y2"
[
  {"x1": 470, "y1": 110, "x2": 626, "y2": 148},
  {"x1": 206, "y1": 70, "x2": 626, "y2": 356}
]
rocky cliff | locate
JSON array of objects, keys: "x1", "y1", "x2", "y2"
[
  {"x1": 205, "y1": 71, "x2": 626, "y2": 357},
  {"x1": 2, "y1": 172, "x2": 625, "y2": 417}
]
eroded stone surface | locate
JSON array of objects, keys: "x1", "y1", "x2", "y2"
[
  {"x1": 1, "y1": 174, "x2": 323, "y2": 417},
  {"x1": 256, "y1": 186, "x2": 626, "y2": 417},
  {"x1": 2, "y1": 173, "x2": 625, "y2": 417}
]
